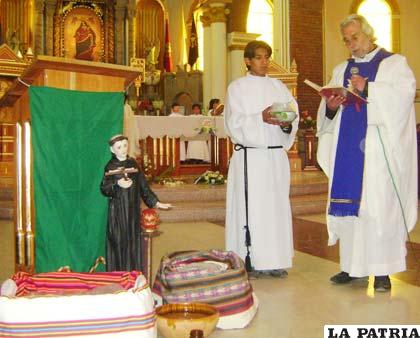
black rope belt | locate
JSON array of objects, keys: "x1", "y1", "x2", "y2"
[{"x1": 233, "y1": 144, "x2": 283, "y2": 272}]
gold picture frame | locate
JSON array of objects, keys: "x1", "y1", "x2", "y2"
[
  {"x1": 54, "y1": 2, "x2": 114, "y2": 63},
  {"x1": 64, "y1": 6, "x2": 103, "y2": 61}
]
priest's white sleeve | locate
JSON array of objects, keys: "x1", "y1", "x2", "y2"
[
  {"x1": 367, "y1": 55, "x2": 416, "y2": 131},
  {"x1": 367, "y1": 54, "x2": 417, "y2": 232}
]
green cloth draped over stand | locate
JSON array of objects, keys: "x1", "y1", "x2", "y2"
[{"x1": 30, "y1": 86, "x2": 123, "y2": 272}]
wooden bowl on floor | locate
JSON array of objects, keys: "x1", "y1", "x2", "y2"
[{"x1": 156, "y1": 303, "x2": 219, "y2": 338}]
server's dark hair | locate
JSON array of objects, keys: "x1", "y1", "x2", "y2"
[
  {"x1": 208, "y1": 98, "x2": 220, "y2": 111},
  {"x1": 244, "y1": 40, "x2": 272, "y2": 59}
]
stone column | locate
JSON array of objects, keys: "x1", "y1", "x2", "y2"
[
  {"x1": 115, "y1": 1, "x2": 127, "y2": 65},
  {"x1": 200, "y1": 12, "x2": 212, "y2": 113},
  {"x1": 207, "y1": 1, "x2": 231, "y2": 103},
  {"x1": 227, "y1": 32, "x2": 260, "y2": 83},
  {"x1": 273, "y1": 0, "x2": 290, "y2": 69},
  {"x1": 44, "y1": 0, "x2": 56, "y2": 56},
  {"x1": 33, "y1": 0, "x2": 45, "y2": 55}
]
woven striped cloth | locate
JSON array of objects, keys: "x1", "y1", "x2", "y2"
[
  {"x1": 0, "y1": 312, "x2": 156, "y2": 337},
  {"x1": 0, "y1": 271, "x2": 157, "y2": 337},
  {"x1": 152, "y1": 250, "x2": 255, "y2": 317},
  {"x1": 12, "y1": 270, "x2": 141, "y2": 297}
]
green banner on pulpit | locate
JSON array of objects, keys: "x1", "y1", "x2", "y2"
[{"x1": 30, "y1": 86, "x2": 123, "y2": 272}]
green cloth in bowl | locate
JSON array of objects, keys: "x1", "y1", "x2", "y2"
[{"x1": 272, "y1": 111, "x2": 297, "y2": 122}]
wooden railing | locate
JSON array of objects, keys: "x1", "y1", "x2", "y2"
[
  {"x1": 138, "y1": 135, "x2": 234, "y2": 176},
  {"x1": 136, "y1": 134, "x2": 305, "y2": 177}
]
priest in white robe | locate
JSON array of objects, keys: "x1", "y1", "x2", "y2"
[
  {"x1": 225, "y1": 40, "x2": 299, "y2": 277},
  {"x1": 316, "y1": 14, "x2": 417, "y2": 292}
]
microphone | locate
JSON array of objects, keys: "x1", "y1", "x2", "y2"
[
  {"x1": 348, "y1": 67, "x2": 359, "y2": 89},
  {"x1": 350, "y1": 67, "x2": 359, "y2": 76}
]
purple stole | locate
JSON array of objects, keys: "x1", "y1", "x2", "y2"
[{"x1": 329, "y1": 49, "x2": 393, "y2": 217}]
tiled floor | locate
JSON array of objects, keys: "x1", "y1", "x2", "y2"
[
  {"x1": 1, "y1": 218, "x2": 420, "y2": 337},
  {"x1": 1, "y1": 169, "x2": 419, "y2": 337},
  {"x1": 295, "y1": 214, "x2": 420, "y2": 287},
  {"x1": 153, "y1": 221, "x2": 420, "y2": 338}
]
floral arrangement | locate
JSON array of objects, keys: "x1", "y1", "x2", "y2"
[
  {"x1": 152, "y1": 100, "x2": 164, "y2": 111},
  {"x1": 195, "y1": 118, "x2": 216, "y2": 135},
  {"x1": 300, "y1": 110, "x2": 316, "y2": 130},
  {"x1": 194, "y1": 170, "x2": 226, "y2": 185}
]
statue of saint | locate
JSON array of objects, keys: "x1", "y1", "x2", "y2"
[
  {"x1": 100, "y1": 135, "x2": 171, "y2": 271},
  {"x1": 74, "y1": 20, "x2": 96, "y2": 61},
  {"x1": 6, "y1": 29, "x2": 21, "y2": 55},
  {"x1": 145, "y1": 38, "x2": 160, "y2": 70}
]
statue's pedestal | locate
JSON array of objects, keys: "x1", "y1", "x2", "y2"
[{"x1": 141, "y1": 229, "x2": 163, "y2": 284}]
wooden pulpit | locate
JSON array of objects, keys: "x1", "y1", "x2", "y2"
[{"x1": 0, "y1": 56, "x2": 148, "y2": 274}]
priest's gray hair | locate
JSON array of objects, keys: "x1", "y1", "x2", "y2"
[{"x1": 340, "y1": 14, "x2": 377, "y2": 42}]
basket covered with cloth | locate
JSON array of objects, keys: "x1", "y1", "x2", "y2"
[
  {"x1": 152, "y1": 249, "x2": 259, "y2": 329},
  {"x1": 0, "y1": 270, "x2": 156, "y2": 337}
]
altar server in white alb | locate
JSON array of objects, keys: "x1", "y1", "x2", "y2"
[
  {"x1": 224, "y1": 40, "x2": 299, "y2": 277},
  {"x1": 186, "y1": 103, "x2": 210, "y2": 163},
  {"x1": 316, "y1": 14, "x2": 417, "y2": 292}
]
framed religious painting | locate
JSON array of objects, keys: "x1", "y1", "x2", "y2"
[{"x1": 54, "y1": 1, "x2": 114, "y2": 63}]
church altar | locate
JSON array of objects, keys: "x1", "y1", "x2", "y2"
[
  {"x1": 126, "y1": 115, "x2": 302, "y2": 177},
  {"x1": 126, "y1": 115, "x2": 226, "y2": 141},
  {"x1": 126, "y1": 115, "x2": 231, "y2": 176}
]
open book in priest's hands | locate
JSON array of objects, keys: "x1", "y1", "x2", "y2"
[{"x1": 304, "y1": 79, "x2": 368, "y2": 106}]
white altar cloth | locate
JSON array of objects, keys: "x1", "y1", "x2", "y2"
[
  {"x1": 127, "y1": 115, "x2": 226, "y2": 139},
  {"x1": 126, "y1": 116, "x2": 226, "y2": 157}
]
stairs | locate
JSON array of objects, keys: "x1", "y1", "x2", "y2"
[
  {"x1": 150, "y1": 184, "x2": 226, "y2": 224},
  {"x1": 0, "y1": 173, "x2": 329, "y2": 224},
  {"x1": 151, "y1": 172, "x2": 328, "y2": 224},
  {"x1": 290, "y1": 179, "x2": 328, "y2": 216}
]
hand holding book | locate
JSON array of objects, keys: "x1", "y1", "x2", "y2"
[
  {"x1": 325, "y1": 93, "x2": 346, "y2": 112},
  {"x1": 304, "y1": 79, "x2": 368, "y2": 107}
]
